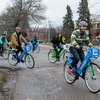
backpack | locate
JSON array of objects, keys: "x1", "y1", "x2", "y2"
[{"x1": 51, "y1": 37, "x2": 55, "y2": 43}]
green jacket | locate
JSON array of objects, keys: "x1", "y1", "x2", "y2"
[{"x1": 70, "y1": 29, "x2": 92, "y2": 47}]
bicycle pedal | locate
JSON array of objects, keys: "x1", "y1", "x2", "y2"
[{"x1": 75, "y1": 74, "x2": 79, "y2": 80}]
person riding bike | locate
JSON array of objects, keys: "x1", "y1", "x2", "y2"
[
  {"x1": 31, "y1": 36, "x2": 38, "y2": 52},
  {"x1": 68, "y1": 21, "x2": 93, "y2": 78},
  {"x1": 9, "y1": 27, "x2": 27, "y2": 62},
  {"x1": 51, "y1": 33, "x2": 65, "y2": 61},
  {"x1": 0, "y1": 33, "x2": 8, "y2": 56}
]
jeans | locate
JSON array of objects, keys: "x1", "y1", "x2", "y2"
[
  {"x1": 53, "y1": 45, "x2": 62, "y2": 58},
  {"x1": 0, "y1": 44, "x2": 4, "y2": 53},
  {"x1": 69, "y1": 47, "x2": 85, "y2": 68},
  {"x1": 16, "y1": 46, "x2": 23, "y2": 55},
  {"x1": 32, "y1": 43, "x2": 36, "y2": 51}
]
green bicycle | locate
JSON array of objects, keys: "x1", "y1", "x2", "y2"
[{"x1": 48, "y1": 44, "x2": 72, "y2": 63}]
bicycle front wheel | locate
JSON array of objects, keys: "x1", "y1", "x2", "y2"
[
  {"x1": 85, "y1": 62, "x2": 100, "y2": 93},
  {"x1": 63, "y1": 51, "x2": 73, "y2": 62},
  {"x1": 24, "y1": 53, "x2": 35, "y2": 69},
  {"x1": 8, "y1": 52, "x2": 18, "y2": 66},
  {"x1": 48, "y1": 51, "x2": 56, "y2": 63},
  {"x1": 34, "y1": 46, "x2": 40, "y2": 53},
  {"x1": 63, "y1": 61, "x2": 76, "y2": 84}
]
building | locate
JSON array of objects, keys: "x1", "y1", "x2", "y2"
[
  {"x1": 90, "y1": 14, "x2": 100, "y2": 38},
  {"x1": 27, "y1": 26, "x2": 48, "y2": 42}
]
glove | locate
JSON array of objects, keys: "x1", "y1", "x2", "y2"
[
  {"x1": 7, "y1": 44, "x2": 9, "y2": 46},
  {"x1": 25, "y1": 42, "x2": 28, "y2": 46}
]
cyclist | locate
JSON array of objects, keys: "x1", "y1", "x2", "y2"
[
  {"x1": 68, "y1": 21, "x2": 92, "y2": 77},
  {"x1": 9, "y1": 27, "x2": 28, "y2": 62},
  {"x1": 31, "y1": 36, "x2": 38, "y2": 52},
  {"x1": 0, "y1": 33, "x2": 8, "y2": 56},
  {"x1": 51, "y1": 33, "x2": 65, "y2": 61}
]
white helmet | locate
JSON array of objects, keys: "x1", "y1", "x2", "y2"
[{"x1": 79, "y1": 21, "x2": 88, "y2": 26}]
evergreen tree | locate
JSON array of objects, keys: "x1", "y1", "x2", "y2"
[
  {"x1": 63, "y1": 5, "x2": 74, "y2": 31},
  {"x1": 76, "y1": 0, "x2": 91, "y2": 37}
]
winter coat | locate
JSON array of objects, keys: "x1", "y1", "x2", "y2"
[
  {"x1": 0, "y1": 36, "x2": 8, "y2": 44},
  {"x1": 9, "y1": 32, "x2": 27, "y2": 49}
]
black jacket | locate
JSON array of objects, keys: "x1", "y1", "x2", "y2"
[{"x1": 52, "y1": 36, "x2": 64, "y2": 46}]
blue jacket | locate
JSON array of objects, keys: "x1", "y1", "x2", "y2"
[
  {"x1": 31, "y1": 38, "x2": 37, "y2": 44},
  {"x1": 0, "y1": 36, "x2": 8, "y2": 44}
]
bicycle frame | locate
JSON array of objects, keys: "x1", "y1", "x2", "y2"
[
  {"x1": 67, "y1": 47, "x2": 99, "y2": 76},
  {"x1": 10, "y1": 45, "x2": 31, "y2": 61},
  {"x1": 50, "y1": 44, "x2": 67, "y2": 58},
  {"x1": 50, "y1": 48, "x2": 65, "y2": 58}
]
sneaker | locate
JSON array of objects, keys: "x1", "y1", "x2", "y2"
[
  {"x1": 81, "y1": 72, "x2": 85, "y2": 79},
  {"x1": 13, "y1": 53, "x2": 17, "y2": 58},
  {"x1": 56, "y1": 58, "x2": 60, "y2": 61},
  {"x1": 32, "y1": 50, "x2": 34, "y2": 53},
  {"x1": 68, "y1": 67, "x2": 74, "y2": 74},
  {"x1": 21, "y1": 59, "x2": 24, "y2": 63}
]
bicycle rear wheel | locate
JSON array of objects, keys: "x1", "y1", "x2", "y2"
[
  {"x1": 24, "y1": 53, "x2": 35, "y2": 69},
  {"x1": 8, "y1": 52, "x2": 18, "y2": 66},
  {"x1": 85, "y1": 62, "x2": 100, "y2": 93},
  {"x1": 34, "y1": 46, "x2": 40, "y2": 53},
  {"x1": 63, "y1": 61, "x2": 76, "y2": 84},
  {"x1": 48, "y1": 51, "x2": 56, "y2": 63}
]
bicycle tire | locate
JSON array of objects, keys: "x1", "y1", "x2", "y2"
[
  {"x1": 8, "y1": 52, "x2": 18, "y2": 66},
  {"x1": 63, "y1": 61, "x2": 76, "y2": 84},
  {"x1": 2, "y1": 49, "x2": 9, "y2": 60},
  {"x1": 48, "y1": 51, "x2": 56, "y2": 63},
  {"x1": 85, "y1": 62, "x2": 100, "y2": 93},
  {"x1": 63, "y1": 51, "x2": 73, "y2": 62},
  {"x1": 24, "y1": 53, "x2": 35, "y2": 69},
  {"x1": 34, "y1": 46, "x2": 40, "y2": 53}
]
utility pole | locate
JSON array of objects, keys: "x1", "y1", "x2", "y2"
[{"x1": 48, "y1": 20, "x2": 51, "y2": 44}]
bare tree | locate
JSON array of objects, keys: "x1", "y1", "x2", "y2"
[{"x1": 0, "y1": 0, "x2": 46, "y2": 34}]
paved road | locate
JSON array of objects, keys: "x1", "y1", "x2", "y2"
[{"x1": 0, "y1": 44, "x2": 100, "y2": 100}]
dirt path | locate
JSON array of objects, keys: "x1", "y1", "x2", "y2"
[{"x1": 0, "y1": 67, "x2": 18, "y2": 100}]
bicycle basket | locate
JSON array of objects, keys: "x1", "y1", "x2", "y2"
[
  {"x1": 25, "y1": 45, "x2": 31, "y2": 52},
  {"x1": 63, "y1": 45, "x2": 66, "y2": 49},
  {"x1": 37, "y1": 42, "x2": 39, "y2": 45},
  {"x1": 89, "y1": 47, "x2": 99, "y2": 58}
]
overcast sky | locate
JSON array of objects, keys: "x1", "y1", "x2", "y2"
[
  {"x1": 0, "y1": 0, "x2": 100, "y2": 27},
  {"x1": 42, "y1": 0, "x2": 100, "y2": 27}
]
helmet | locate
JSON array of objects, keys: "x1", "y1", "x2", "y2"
[
  {"x1": 2, "y1": 33, "x2": 6, "y2": 36},
  {"x1": 79, "y1": 21, "x2": 88, "y2": 26},
  {"x1": 15, "y1": 27, "x2": 21, "y2": 30}
]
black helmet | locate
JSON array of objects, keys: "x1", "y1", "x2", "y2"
[
  {"x1": 2, "y1": 33, "x2": 6, "y2": 36},
  {"x1": 79, "y1": 21, "x2": 88, "y2": 26}
]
